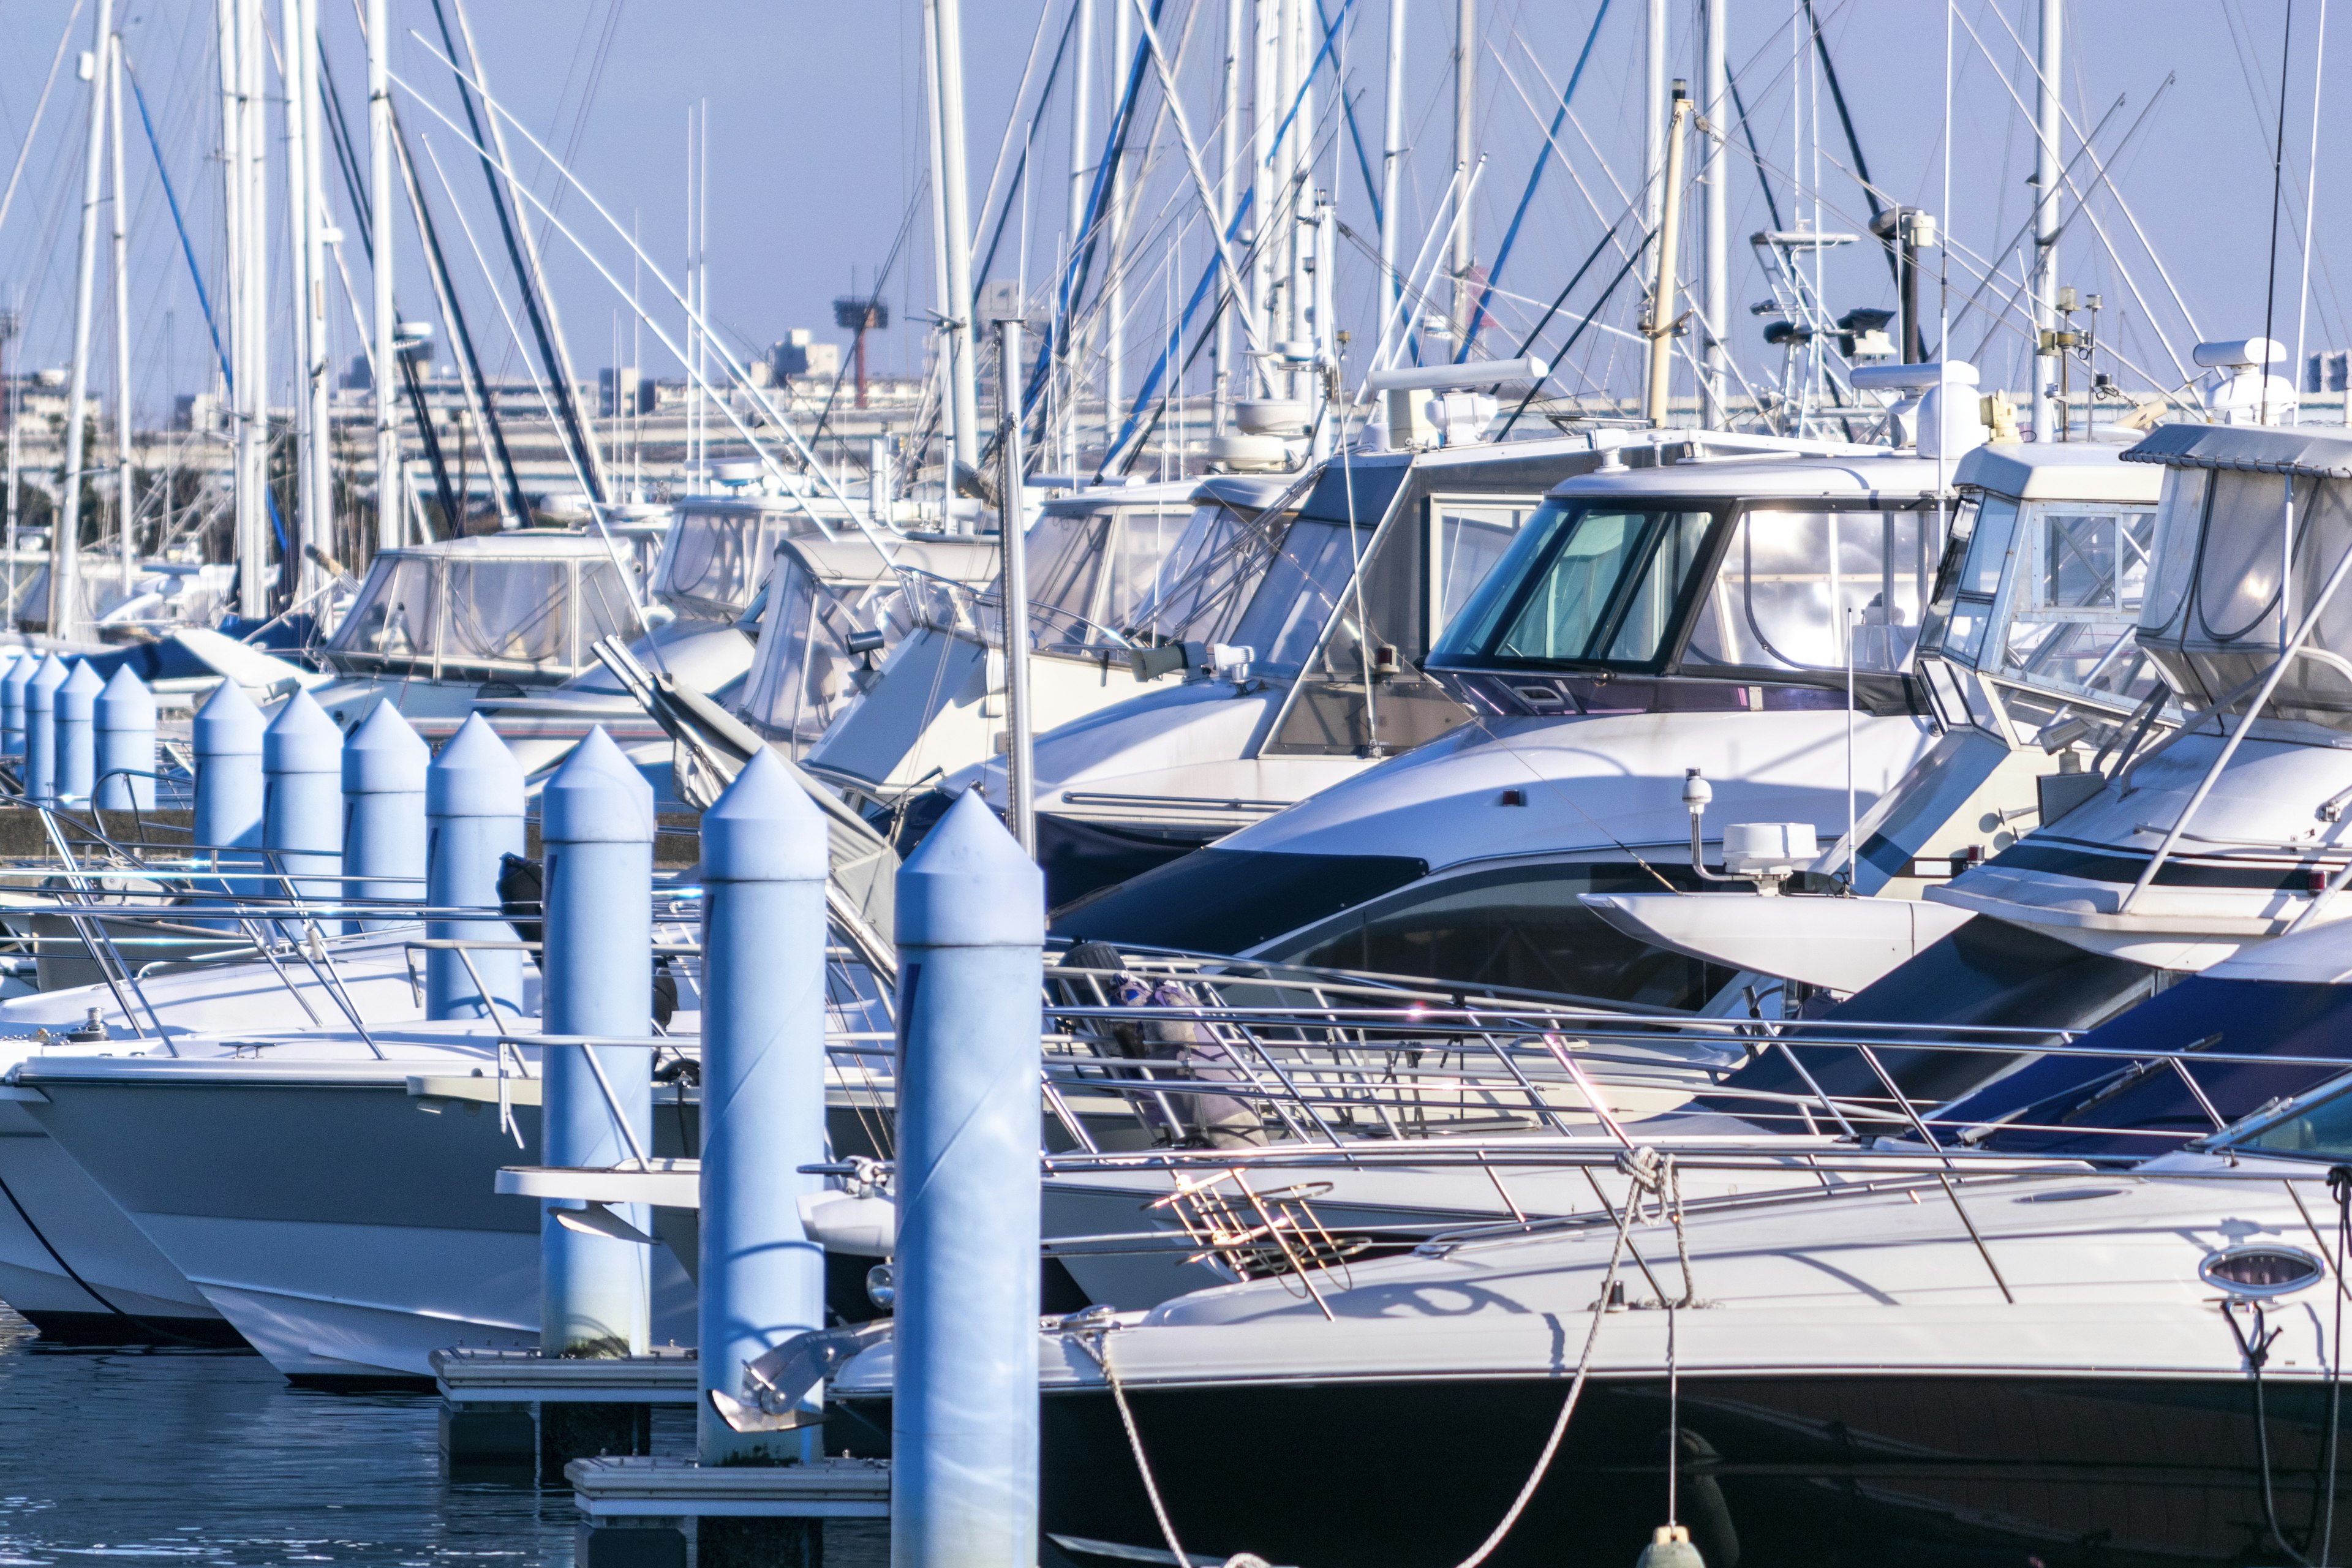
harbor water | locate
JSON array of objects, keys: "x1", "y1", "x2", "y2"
[{"x1": 0, "y1": 1310, "x2": 884, "y2": 1568}]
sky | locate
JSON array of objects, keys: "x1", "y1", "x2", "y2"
[{"x1": 0, "y1": 0, "x2": 2335, "y2": 429}]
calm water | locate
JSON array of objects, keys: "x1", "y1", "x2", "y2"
[{"x1": 0, "y1": 1308, "x2": 883, "y2": 1568}]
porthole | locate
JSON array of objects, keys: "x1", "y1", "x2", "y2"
[{"x1": 2199, "y1": 1245, "x2": 2328, "y2": 1299}]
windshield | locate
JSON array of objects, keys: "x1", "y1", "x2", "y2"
[
  {"x1": 443, "y1": 559, "x2": 573, "y2": 672},
  {"x1": 2222, "y1": 1076, "x2": 2352, "y2": 1162},
  {"x1": 333, "y1": 556, "x2": 436, "y2": 663},
  {"x1": 1433, "y1": 499, "x2": 1716, "y2": 668},
  {"x1": 738, "y1": 552, "x2": 916, "y2": 752},
  {"x1": 1918, "y1": 493, "x2": 2163, "y2": 714},
  {"x1": 1021, "y1": 497, "x2": 1199, "y2": 652},
  {"x1": 657, "y1": 508, "x2": 791, "y2": 613},
  {"x1": 1123, "y1": 500, "x2": 1292, "y2": 647},
  {"x1": 1683, "y1": 506, "x2": 1931, "y2": 675}
]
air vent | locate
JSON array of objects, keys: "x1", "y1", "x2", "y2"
[
  {"x1": 1513, "y1": 685, "x2": 1566, "y2": 709},
  {"x1": 2199, "y1": 1245, "x2": 2326, "y2": 1299}
]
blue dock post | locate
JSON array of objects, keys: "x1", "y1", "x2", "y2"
[
  {"x1": 0, "y1": 651, "x2": 29, "y2": 759},
  {"x1": 23, "y1": 653, "x2": 67, "y2": 804},
  {"x1": 54, "y1": 661, "x2": 100, "y2": 804},
  {"x1": 341, "y1": 701, "x2": 428, "y2": 931},
  {"x1": 193, "y1": 682, "x2": 265, "y2": 907},
  {"x1": 892, "y1": 789, "x2": 1046, "y2": 1568},
  {"x1": 540, "y1": 725, "x2": 655, "y2": 1360},
  {"x1": 262, "y1": 689, "x2": 344, "y2": 922},
  {"x1": 426, "y1": 713, "x2": 525, "y2": 1020},
  {"x1": 698, "y1": 748, "x2": 830, "y2": 1465},
  {"x1": 94, "y1": 666, "x2": 156, "y2": 809}
]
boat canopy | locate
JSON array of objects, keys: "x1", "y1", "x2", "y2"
[
  {"x1": 2125, "y1": 422, "x2": 2352, "y2": 733},
  {"x1": 1914, "y1": 442, "x2": 2168, "y2": 744},
  {"x1": 736, "y1": 533, "x2": 998, "y2": 752},
  {"x1": 652, "y1": 496, "x2": 823, "y2": 619},
  {"x1": 325, "y1": 532, "x2": 641, "y2": 683}
]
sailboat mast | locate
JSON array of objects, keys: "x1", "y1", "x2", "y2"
[
  {"x1": 108, "y1": 33, "x2": 132, "y2": 594},
  {"x1": 1702, "y1": 0, "x2": 1727, "y2": 429},
  {"x1": 2031, "y1": 0, "x2": 2060, "y2": 442},
  {"x1": 237, "y1": 0, "x2": 269, "y2": 613},
  {"x1": 930, "y1": 0, "x2": 980, "y2": 501},
  {"x1": 1450, "y1": 0, "x2": 1474, "y2": 354},
  {"x1": 369, "y1": 0, "x2": 398, "y2": 550},
  {"x1": 52, "y1": 0, "x2": 117, "y2": 641}
]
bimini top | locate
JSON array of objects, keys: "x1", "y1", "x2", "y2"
[
  {"x1": 325, "y1": 530, "x2": 640, "y2": 684},
  {"x1": 2120, "y1": 420, "x2": 2352, "y2": 479},
  {"x1": 1951, "y1": 440, "x2": 2166, "y2": 503}
]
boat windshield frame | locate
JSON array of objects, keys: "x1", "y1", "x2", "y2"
[
  {"x1": 2201, "y1": 1067, "x2": 2352, "y2": 1164},
  {"x1": 1428, "y1": 492, "x2": 1942, "y2": 690}
]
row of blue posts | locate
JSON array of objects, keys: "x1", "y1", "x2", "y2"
[
  {"x1": 2, "y1": 643, "x2": 1049, "y2": 1561},
  {"x1": 0, "y1": 650, "x2": 158, "y2": 809}
]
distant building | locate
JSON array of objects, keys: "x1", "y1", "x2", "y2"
[{"x1": 772, "y1": 329, "x2": 842, "y2": 384}]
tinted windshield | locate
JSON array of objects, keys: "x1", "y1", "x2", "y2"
[{"x1": 1434, "y1": 499, "x2": 1716, "y2": 668}]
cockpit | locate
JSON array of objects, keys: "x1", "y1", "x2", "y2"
[{"x1": 325, "y1": 533, "x2": 641, "y2": 685}]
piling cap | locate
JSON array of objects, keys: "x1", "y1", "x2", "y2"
[
  {"x1": 895, "y1": 787, "x2": 1042, "y2": 948},
  {"x1": 703, "y1": 748, "x2": 827, "y2": 884},
  {"x1": 56, "y1": 660, "x2": 103, "y2": 720},
  {"x1": 427, "y1": 712, "x2": 524, "y2": 820},
  {"x1": 96, "y1": 665, "x2": 156, "y2": 728},
  {"x1": 342, "y1": 699, "x2": 429, "y2": 796},
  {"x1": 1, "y1": 655, "x2": 32, "y2": 704},
  {"x1": 263, "y1": 688, "x2": 342, "y2": 775},
  {"x1": 25, "y1": 653, "x2": 67, "y2": 708},
  {"x1": 542, "y1": 726, "x2": 654, "y2": 845},
  {"x1": 192, "y1": 679, "x2": 266, "y2": 757}
]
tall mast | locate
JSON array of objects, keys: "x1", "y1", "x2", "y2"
[
  {"x1": 369, "y1": 0, "x2": 398, "y2": 550},
  {"x1": 1450, "y1": 0, "x2": 1474, "y2": 353},
  {"x1": 108, "y1": 33, "x2": 132, "y2": 592},
  {"x1": 1701, "y1": 0, "x2": 1727, "y2": 428},
  {"x1": 286, "y1": 0, "x2": 329, "y2": 602},
  {"x1": 1213, "y1": 0, "x2": 1243, "y2": 431},
  {"x1": 1250, "y1": 0, "x2": 1278, "y2": 393},
  {"x1": 2031, "y1": 0, "x2": 2060, "y2": 442},
  {"x1": 1644, "y1": 0, "x2": 1665, "y2": 236},
  {"x1": 930, "y1": 0, "x2": 979, "y2": 499},
  {"x1": 1106, "y1": 0, "x2": 1134, "y2": 431},
  {"x1": 52, "y1": 0, "x2": 117, "y2": 641},
  {"x1": 237, "y1": 0, "x2": 268, "y2": 613},
  {"x1": 1381, "y1": 0, "x2": 1406, "y2": 325}
]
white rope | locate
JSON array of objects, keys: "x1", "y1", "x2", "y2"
[
  {"x1": 1447, "y1": 1186, "x2": 1640, "y2": 1568},
  {"x1": 1088, "y1": 1334, "x2": 1197, "y2": 1568}
]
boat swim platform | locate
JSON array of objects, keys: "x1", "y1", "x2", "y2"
[
  {"x1": 568, "y1": 1457, "x2": 888, "y2": 1568},
  {"x1": 433, "y1": 1345, "x2": 698, "y2": 1487}
]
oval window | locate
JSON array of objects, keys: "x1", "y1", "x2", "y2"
[{"x1": 2199, "y1": 1245, "x2": 2328, "y2": 1298}]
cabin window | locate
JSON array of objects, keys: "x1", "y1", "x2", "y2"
[
  {"x1": 1684, "y1": 506, "x2": 1929, "y2": 674},
  {"x1": 1436, "y1": 500, "x2": 1713, "y2": 667},
  {"x1": 334, "y1": 556, "x2": 437, "y2": 662},
  {"x1": 444, "y1": 560, "x2": 570, "y2": 671}
]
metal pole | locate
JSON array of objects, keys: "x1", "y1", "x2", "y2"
[
  {"x1": 538, "y1": 726, "x2": 654, "y2": 1358},
  {"x1": 1251, "y1": 0, "x2": 1279, "y2": 386},
  {"x1": 1645, "y1": 86, "x2": 1691, "y2": 426},
  {"x1": 2031, "y1": 0, "x2": 2060, "y2": 442},
  {"x1": 1644, "y1": 0, "x2": 1665, "y2": 236},
  {"x1": 1701, "y1": 0, "x2": 1728, "y2": 428},
  {"x1": 369, "y1": 0, "x2": 397, "y2": 551},
  {"x1": 891, "y1": 790, "x2": 1046, "y2": 1568},
  {"x1": 341, "y1": 700, "x2": 428, "y2": 932},
  {"x1": 236, "y1": 0, "x2": 268, "y2": 614},
  {"x1": 1106, "y1": 0, "x2": 1134, "y2": 421},
  {"x1": 932, "y1": 0, "x2": 981, "y2": 488},
  {"x1": 1450, "y1": 0, "x2": 1475, "y2": 351},
  {"x1": 696, "y1": 749, "x2": 830, "y2": 1466},
  {"x1": 1215, "y1": 0, "x2": 1243, "y2": 432},
  {"x1": 997, "y1": 318, "x2": 1036, "y2": 856},
  {"x1": 107, "y1": 34, "x2": 132, "y2": 595},
  {"x1": 1381, "y1": 0, "x2": 1407, "y2": 324},
  {"x1": 424, "y1": 712, "x2": 524, "y2": 1020},
  {"x1": 283, "y1": 0, "x2": 321, "y2": 606},
  {"x1": 300, "y1": 0, "x2": 330, "y2": 579},
  {"x1": 51, "y1": 0, "x2": 116, "y2": 643}
]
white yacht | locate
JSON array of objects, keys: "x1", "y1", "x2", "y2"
[
  {"x1": 801, "y1": 478, "x2": 1291, "y2": 823},
  {"x1": 949, "y1": 438, "x2": 1594, "y2": 903}
]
